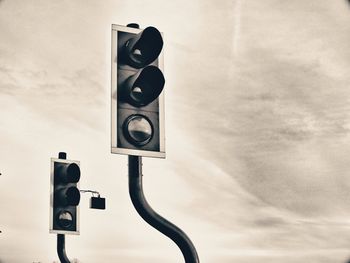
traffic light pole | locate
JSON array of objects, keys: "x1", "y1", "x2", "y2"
[
  {"x1": 57, "y1": 234, "x2": 70, "y2": 263},
  {"x1": 56, "y1": 152, "x2": 71, "y2": 263},
  {"x1": 128, "y1": 155, "x2": 200, "y2": 263}
]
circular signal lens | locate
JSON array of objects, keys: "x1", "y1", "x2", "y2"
[
  {"x1": 130, "y1": 86, "x2": 143, "y2": 103},
  {"x1": 57, "y1": 211, "x2": 73, "y2": 228},
  {"x1": 124, "y1": 115, "x2": 153, "y2": 146},
  {"x1": 131, "y1": 49, "x2": 143, "y2": 65}
]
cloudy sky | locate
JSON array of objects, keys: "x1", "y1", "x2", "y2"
[{"x1": 1, "y1": 0, "x2": 350, "y2": 262}]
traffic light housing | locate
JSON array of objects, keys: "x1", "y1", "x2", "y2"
[
  {"x1": 50, "y1": 158, "x2": 81, "y2": 235},
  {"x1": 111, "y1": 24, "x2": 165, "y2": 158}
]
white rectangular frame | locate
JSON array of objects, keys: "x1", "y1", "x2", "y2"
[
  {"x1": 49, "y1": 158, "x2": 80, "y2": 235},
  {"x1": 111, "y1": 24, "x2": 165, "y2": 158}
]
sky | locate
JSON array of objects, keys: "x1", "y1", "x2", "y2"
[{"x1": 1, "y1": 0, "x2": 350, "y2": 262}]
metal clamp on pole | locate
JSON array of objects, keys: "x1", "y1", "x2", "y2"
[{"x1": 128, "y1": 155, "x2": 200, "y2": 263}]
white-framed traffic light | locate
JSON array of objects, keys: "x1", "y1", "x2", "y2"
[
  {"x1": 111, "y1": 24, "x2": 165, "y2": 158},
  {"x1": 50, "y1": 158, "x2": 81, "y2": 235}
]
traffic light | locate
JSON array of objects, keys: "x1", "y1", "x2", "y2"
[
  {"x1": 50, "y1": 157, "x2": 81, "y2": 234},
  {"x1": 111, "y1": 24, "x2": 165, "y2": 158}
]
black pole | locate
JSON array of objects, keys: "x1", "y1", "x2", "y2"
[
  {"x1": 128, "y1": 155, "x2": 200, "y2": 263},
  {"x1": 56, "y1": 152, "x2": 71, "y2": 263},
  {"x1": 57, "y1": 234, "x2": 70, "y2": 263}
]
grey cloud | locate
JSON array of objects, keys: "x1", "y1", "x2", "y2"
[
  {"x1": 180, "y1": 14, "x2": 350, "y2": 219},
  {"x1": 0, "y1": 65, "x2": 105, "y2": 130},
  {"x1": 253, "y1": 216, "x2": 288, "y2": 228},
  {"x1": 240, "y1": 92, "x2": 277, "y2": 102}
]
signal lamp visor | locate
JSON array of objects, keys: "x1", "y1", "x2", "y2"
[
  {"x1": 125, "y1": 66, "x2": 165, "y2": 107},
  {"x1": 125, "y1": 26, "x2": 163, "y2": 68},
  {"x1": 57, "y1": 187, "x2": 81, "y2": 206},
  {"x1": 56, "y1": 162, "x2": 80, "y2": 183},
  {"x1": 66, "y1": 163, "x2": 80, "y2": 183},
  {"x1": 66, "y1": 187, "x2": 81, "y2": 206},
  {"x1": 124, "y1": 115, "x2": 153, "y2": 146}
]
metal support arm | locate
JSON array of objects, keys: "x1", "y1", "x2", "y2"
[{"x1": 128, "y1": 155, "x2": 200, "y2": 263}]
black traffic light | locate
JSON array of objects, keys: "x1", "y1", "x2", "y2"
[
  {"x1": 50, "y1": 155, "x2": 81, "y2": 234},
  {"x1": 111, "y1": 24, "x2": 165, "y2": 158}
]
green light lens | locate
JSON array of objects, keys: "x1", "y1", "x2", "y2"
[
  {"x1": 57, "y1": 211, "x2": 73, "y2": 228},
  {"x1": 125, "y1": 115, "x2": 153, "y2": 145}
]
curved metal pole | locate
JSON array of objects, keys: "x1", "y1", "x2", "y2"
[
  {"x1": 128, "y1": 155, "x2": 200, "y2": 263},
  {"x1": 57, "y1": 234, "x2": 70, "y2": 263}
]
